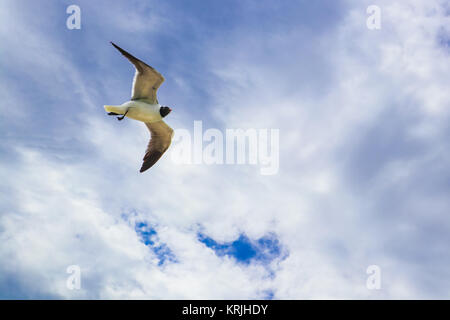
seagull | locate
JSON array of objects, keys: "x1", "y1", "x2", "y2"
[{"x1": 104, "y1": 42, "x2": 174, "y2": 173}]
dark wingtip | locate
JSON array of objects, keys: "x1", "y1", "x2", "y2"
[
  {"x1": 139, "y1": 151, "x2": 164, "y2": 173},
  {"x1": 139, "y1": 163, "x2": 151, "y2": 173}
]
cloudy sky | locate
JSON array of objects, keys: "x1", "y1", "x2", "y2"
[{"x1": 0, "y1": 0, "x2": 449, "y2": 299}]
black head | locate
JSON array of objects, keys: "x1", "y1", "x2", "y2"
[{"x1": 160, "y1": 106, "x2": 172, "y2": 118}]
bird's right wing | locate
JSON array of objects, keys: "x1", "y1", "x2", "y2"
[
  {"x1": 111, "y1": 42, "x2": 165, "y2": 104},
  {"x1": 140, "y1": 121, "x2": 174, "y2": 172}
]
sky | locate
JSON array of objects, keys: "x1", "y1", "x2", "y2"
[{"x1": 0, "y1": 0, "x2": 449, "y2": 299}]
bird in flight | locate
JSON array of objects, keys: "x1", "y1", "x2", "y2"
[{"x1": 105, "y1": 42, "x2": 174, "y2": 173}]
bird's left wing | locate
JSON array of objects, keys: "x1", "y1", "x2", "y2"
[
  {"x1": 111, "y1": 42, "x2": 165, "y2": 104},
  {"x1": 140, "y1": 121, "x2": 174, "y2": 172}
]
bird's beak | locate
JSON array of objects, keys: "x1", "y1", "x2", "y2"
[{"x1": 169, "y1": 108, "x2": 172, "y2": 112}]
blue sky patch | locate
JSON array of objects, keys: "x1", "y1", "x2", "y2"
[
  {"x1": 198, "y1": 232, "x2": 285, "y2": 265},
  {"x1": 135, "y1": 222, "x2": 177, "y2": 266}
]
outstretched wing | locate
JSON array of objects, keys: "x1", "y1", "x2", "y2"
[
  {"x1": 140, "y1": 121, "x2": 174, "y2": 172},
  {"x1": 111, "y1": 42, "x2": 165, "y2": 104}
]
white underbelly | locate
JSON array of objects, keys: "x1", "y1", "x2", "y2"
[{"x1": 125, "y1": 102, "x2": 161, "y2": 123}]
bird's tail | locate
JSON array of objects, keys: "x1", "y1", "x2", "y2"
[{"x1": 104, "y1": 105, "x2": 126, "y2": 114}]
